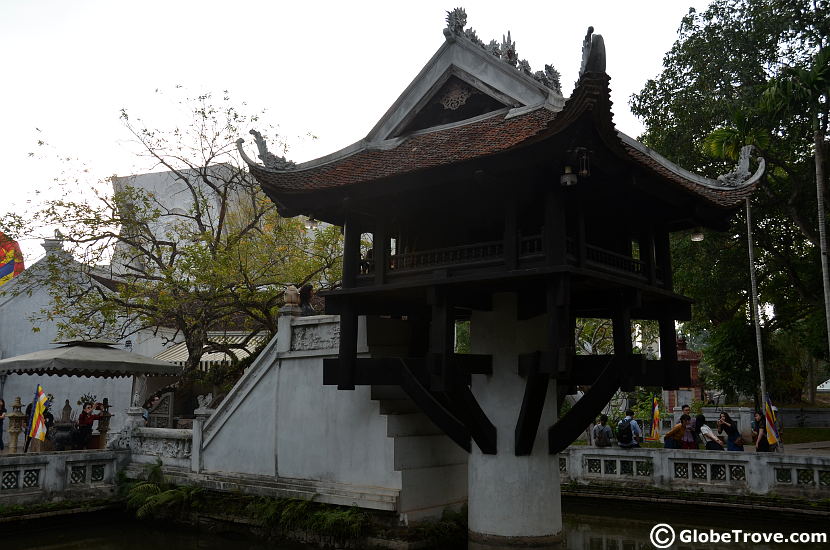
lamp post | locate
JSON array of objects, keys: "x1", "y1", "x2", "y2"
[
  {"x1": 6, "y1": 396, "x2": 25, "y2": 454},
  {"x1": 746, "y1": 198, "x2": 768, "y2": 406}
]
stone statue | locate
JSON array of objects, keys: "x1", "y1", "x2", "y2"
[
  {"x1": 284, "y1": 285, "x2": 300, "y2": 306},
  {"x1": 196, "y1": 393, "x2": 214, "y2": 409}
]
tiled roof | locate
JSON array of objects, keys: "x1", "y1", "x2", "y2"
[
  {"x1": 247, "y1": 73, "x2": 760, "y2": 210},
  {"x1": 250, "y1": 107, "x2": 558, "y2": 194}
]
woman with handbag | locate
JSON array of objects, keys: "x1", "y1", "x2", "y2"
[
  {"x1": 695, "y1": 414, "x2": 725, "y2": 450},
  {"x1": 717, "y1": 412, "x2": 744, "y2": 451}
]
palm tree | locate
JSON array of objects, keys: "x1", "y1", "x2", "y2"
[{"x1": 763, "y1": 46, "x2": 830, "y2": 362}]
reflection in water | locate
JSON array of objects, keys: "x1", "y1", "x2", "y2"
[
  {"x1": 563, "y1": 499, "x2": 829, "y2": 550},
  {"x1": 3, "y1": 504, "x2": 827, "y2": 550}
]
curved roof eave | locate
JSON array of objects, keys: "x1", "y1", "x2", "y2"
[{"x1": 617, "y1": 131, "x2": 765, "y2": 196}]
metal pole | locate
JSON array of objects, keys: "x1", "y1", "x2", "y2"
[{"x1": 746, "y1": 198, "x2": 767, "y2": 406}]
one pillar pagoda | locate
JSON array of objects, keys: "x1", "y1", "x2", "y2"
[{"x1": 240, "y1": 9, "x2": 763, "y2": 547}]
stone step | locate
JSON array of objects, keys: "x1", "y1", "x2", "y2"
[
  {"x1": 393, "y1": 434, "x2": 468, "y2": 471},
  {"x1": 379, "y1": 398, "x2": 420, "y2": 414},
  {"x1": 371, "y1": 385, "x2": 408, "y2": 401},
  {"x1": 386, "y1": 412, "x2": 443, "y2": 437}
]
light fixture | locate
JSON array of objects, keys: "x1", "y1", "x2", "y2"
[
  {"x1": 691, "y1": 229, "x2": 705, "y2": 242},
  {"x1": 125, "y1": 339, "x2": 133, "y2": 351},
  {"x1": 577, "y1": 148, "x2": 591, "y2": 177},
  {"x1": 560, "y1": 166, "x2": 578, "y2": 187}
]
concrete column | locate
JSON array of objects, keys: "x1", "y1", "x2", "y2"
[
  {"x1": 191, "y1": 407, "x2": 214, "y2": 473},
  {"x1": 468, "y1": 293, "x2": 563, "y2": 548}
]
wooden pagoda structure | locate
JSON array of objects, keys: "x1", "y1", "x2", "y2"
[{"x1": 239, "y1": 14, "x2": 763, "y2": 458}]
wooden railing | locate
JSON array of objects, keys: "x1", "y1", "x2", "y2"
[
  {"x1": 389, "y1": 240, "x2": 504, "y2": 273},
  {"x1": 356, "y1": 235, "x2": 661, "y2": 283}
]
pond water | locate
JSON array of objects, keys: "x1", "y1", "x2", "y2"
[{"x1": 4, "y1": 502, "x2": 828, "y2": 550}]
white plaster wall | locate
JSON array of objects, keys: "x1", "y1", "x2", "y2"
[
  {"x1": 274, "y1": 358, "x2": 399, "y2": 488},
  {"x1": 0, "y1": 270, "x2": 60, "y2": 360},
  {"x1": 199, "y1": 316, "x2": 401, "y2": 492},
  {"x1": 201, "y1": 361, "x2": 278, "y2": 476}
]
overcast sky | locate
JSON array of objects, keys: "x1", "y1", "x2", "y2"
[{"x1": 1, "y1": 0, "x2": 711, "y2": 262}]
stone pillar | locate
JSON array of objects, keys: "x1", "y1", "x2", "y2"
[
  {"x1": 6, "y1": 396, "x2": 25, "y2": 454},
  {"x1": 191, "y1": 407, "x2": 214, "y2": 473},
  {"x1": 468, "y1": 294, "x2": 563, "y2": 548}
]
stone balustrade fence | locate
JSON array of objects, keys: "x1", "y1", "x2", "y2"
[{"x1": 560, "y1": 446, "x2": 830, "y2": 498}]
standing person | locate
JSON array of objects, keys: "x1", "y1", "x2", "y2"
[
  {"x1": 617, "y1": 409, "x2": 642, "y2": 448},
  {"x1": 77, "y1": 402, "x2": 105, "y2": 449},
  {"x1": 664, "y1": 414, "x2": 691, "y2": 449},
  {"x1": 299, "y1": 284, "x2": 316, "y2": 316},
  {"x1": 752, "y1": 410, "x2": 772, "y2": 452},
  {"x1": 592, "y1": 414, "x2": 613, "y2": 447},
  {"x1": 0, "y1": 399, "x2": 6, "y2": 452},
  {"x1": 680, "y1": 404, "x2": 698, "y2": 449},
  {"x1": 695, "y1": 414, "x2": 724, "y2": 450},
  {"x1": 717, "y1": 412, "x2": 744, "y2": 451}
]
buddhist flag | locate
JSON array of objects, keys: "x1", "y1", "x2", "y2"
[
  {"x1": 0, "y1": 232, "x2": 25, "y2": 286},
  {"x1": 645, "y1": 395, "x2": 661, "y2": 441},
  {"x1": 28, "y1": 385, "x2": 48, "y2": 441},
  {"x1": 765, "y1": 394, "x2": 780, "y2": 446}
]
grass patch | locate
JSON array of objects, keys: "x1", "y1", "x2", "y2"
[{"x1": 0, "y1": 498, "x2": 116, "y2": 519}]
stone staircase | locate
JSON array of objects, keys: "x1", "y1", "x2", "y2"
[{"x1": 370, "y1": 385, "x2": 468, "y2": 521}]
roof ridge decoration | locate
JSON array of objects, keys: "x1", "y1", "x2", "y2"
[
  {"x1": 717, "y1": 145, "x2": 764, "y2": 187},
  {"x1": 444, "y1": 7, "x2": 562, "y2": 95},
  {"x1": 236, "y1": 130, "x2": 295, "y2": 171},
  {"x1": 578, "y1": 26, "x2": 606, "y2": 79}
]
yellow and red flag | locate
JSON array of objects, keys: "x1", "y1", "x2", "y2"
[
  {"x1": 765, "y1": 395, "x2": 780, "y2": 446},
  {"x1": 28, "y1": 385, "x2": 48, "y2": 441},
  {"x1": 0, "y1": 232, "x2": 25, "y2": 286},
  {"x1": 645, "y1": 395, "x2": 661, "y2": 441}
]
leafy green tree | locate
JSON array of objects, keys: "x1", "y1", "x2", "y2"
[
  {"x1": 631, "y1": 0, "x2": 829, "y2": 401},
  {"x1": 26, "y1": 91, "x2": 342, "y2": 370}
]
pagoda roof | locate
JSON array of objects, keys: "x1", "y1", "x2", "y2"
[{"x1": 240, "y1": 16, "x2": 763, "y2": 221}]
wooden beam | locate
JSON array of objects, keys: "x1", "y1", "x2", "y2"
[
  {"x1": 323, "y1": 358, "x2": 404, "y2": 386},
  {"x1": 342, "y1": 206, "x2": 361, "y2": 289},
  {"x1": 374, "y1": 220, "x2": 387, "y2": 285},
  {"x1": 504, "y1": 194, "x2": 518, "y2": 270},
  {"x1": 543, "y1": 188, "x2": 567, "y2": 265},
  {"x1": 515, "y1": 357, "x2": 550, "y2": 455},
  {"x1": 448, "y1": 384, "x2": 497, "y2": 454},
  {"x1": 548, "y1": 357, "x2": 621, "y2": 454},
  {"x1": 399, "y1": 360, "x2": 471, "y2": 453},
  {"x1": 654, "y1": 226, "x2": 672, "y2": 291},
  {"x1": 338, "y1": 303, "x2": 358, "y2": 390}
]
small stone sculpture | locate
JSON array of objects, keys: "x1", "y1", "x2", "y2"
[
  {"x1": 717, "y1": 145, "x2": 755, "y2": 187},
  {"x1": 284, "y1": 285, "x2": 300, "y2": 306},
  {"x1": 249, "y1": 130, "x2": 295, "y2": 170},
  {"x1": 445, "y1": 7, "x2": 467, "y2": 34},
  {"x1": 196, "y1": 393, "x2": 214, "y2": 409}
]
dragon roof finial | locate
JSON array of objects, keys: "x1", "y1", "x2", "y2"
[
  {"x1": 717, "y1": 145, "x2": 763, "y2": 187},
  {"x1": 445, "y1": 7, "x2": 467, "y2": 34}
]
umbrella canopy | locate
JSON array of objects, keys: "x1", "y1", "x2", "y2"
[{"x1": 0, "y1": 341, "x2": 182, "y2": 378}]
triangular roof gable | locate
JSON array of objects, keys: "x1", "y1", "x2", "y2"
[{"x1": 365, "y1": 29, "x2": 564, "y2": 142}]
